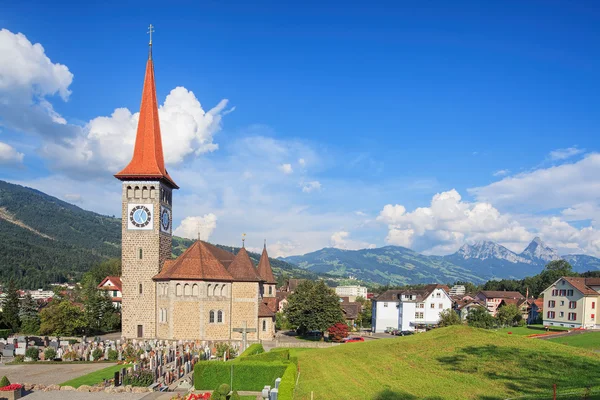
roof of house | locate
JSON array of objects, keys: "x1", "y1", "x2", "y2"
[
  {"x1": 341, "y1": 303, "x2": 361, "y2": 320},
  {"x1": 153, "y1": 240, "x2": 234, "y2": 281},
  {"x1": 499, "y1": 298, "x2": 528, "y2": 308},
  {"x1": 200, "y1": 242, "x2": 236, "y2": 269},
  {"x1": 258, "y1": 302, "x2": 275, "y2": 317},
  {"x1": 559, "y1": 277, "x2": 600, "y2": 296},
  {"x1": 263, "y1": 297, "x2": 278, "y2": 313},
  {"x1": 97, "y1": 276, "x2": 122, "y2": 292},
  {"x1": 456, "y1": 299, "x2": 486, "y2": 310},
  {"x1": 227, "y1": 247, "x2": 263, "y2": 282},
  {"x1": 286, "y1": 279, "x2": 306, "y2": 292},
  {"x1": 257, "y1": 245, "x2": 277, "y2": 284},
  {"x1": 114, "y1": 57, "x2": 177, "y2": 188},
  {"x1": 478, "y1": 291, "x2": 525, "y2": 299},
  {"x1": 375, "y1": 284, "x2": 450, "y2": 302}
]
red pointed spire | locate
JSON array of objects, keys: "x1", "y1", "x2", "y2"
[
  {"x1": 257, "y1": 244, "x2": 277, "y2": 284},
  {"x1": 115, "y1": 53, "x2": 178, "y2": 188}
]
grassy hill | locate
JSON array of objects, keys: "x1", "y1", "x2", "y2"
[
  {"x1": 293, "y1": 326, "x2": 600, "y2": 400},
  {"x1": 0, "y1": 180, "x2": 317, "y2": 289}
]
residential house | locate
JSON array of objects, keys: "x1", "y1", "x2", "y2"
[
  {"x1": 497, "y1": 298, "x2": 529, "y2": 321},
  {"x1": 541, "y1": 277, "x2": 600, "y2": 329},
  {"x1": 276, "y1": 291, "x2": 289, "y2": 312},
  {"x1": 372, "y1": 284, "x2": 452, "y2": 333},
  {"x1": 475, "y1": 291, "x2": 525, "y2": 316},
  {"x1": 455, "y1": 299, "x2": 486, "y2": 321},
  {"x1": 98, "y1": 276, "x2": 123, "y2": 309},
  {"x1": 449, "y1": 285, "x2": 466, "y2": 296},
  {"x1": 282, "y1": 279, "x2": 306, "y2": 293},
  {"x1": 342, "y1": 302, "x2": 362, "y2": 328},
  {"x1": 527, "y1": 298, "x2": 543, "y2": 324},
  {"x1": 335, "y1": 285, "x2": 368, "y2": 301}
]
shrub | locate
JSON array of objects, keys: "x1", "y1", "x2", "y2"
[
  {"x1": 14, "y1": 355, "x2": 24, "y2": 363},
  {"x1": 123, "y1": 345, "x2": 137, "y2": 362},
  {"x1": 278, "y1": 362, "x2": 298, "y2": 400},
  {"x1": 328, "y1": 323, "x2": 349, "y2": 342},
  {"x1": 0, "y1": 376, "x2": 10, "y2": 388},
  {"x1": 62, "y1": 350, "x2": 77, "y2": 361},
  {"x1": 237, "y1": 349, "x2": 289, "y2": 363},
  {"x1": 92, "y1": 348, "x2": 103, "y2": 361},
  {"x1": 0, "y1": 329, "x2": 11, "y2": 340},
  {"x1": 217, "y1": 384, "x2": 230, "y2": 395},
  {"x1": 215, "y1": 343, "x2": 237, "y2": 359},
  {"x1": 229, "y1": 390, "x2": 241, "y2": 400},
  {"x1": 238, "y1": 343, "x2": 264, "y2": 358},
  {"x1": 44, "y1": 347, "x2": 57, "y2": 361},
  {"x1": 123, "y1": 370, "x2": 153, "y2": 387},
  {"x1": 107, "y1": 349, "x2": 119, "y2": 361},
  {"x1": 25, "y1": 346, "x2": 39, "y2": 361},
  {"x1": 194, "y1": 361, "x2": 287, "y2": 391},
  {"x1": 69, "y1": 339, "x2": 78, "y2": 345}
]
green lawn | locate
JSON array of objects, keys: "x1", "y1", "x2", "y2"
[
  {"x1": 60, "y1": 364, "x2": 124, "y2": 388},
  {"x1": 547, "y1": 332, "x2": 600, "y2": 351},
  {"x1": 293, "y1": 326, "x2": 600, "y2": 400},
  {"x1": 493, "y1": 325, "x2": 569, "y2": 336}
]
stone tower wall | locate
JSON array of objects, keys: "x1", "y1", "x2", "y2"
[{"x1": 121, "y1": 181, "x2": 173, "y2": 339}]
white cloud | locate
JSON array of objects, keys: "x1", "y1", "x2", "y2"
[
  {"x1": 279, "y1": 163, "x2": 293, "y2": 174},
  {"x1": 301, "y1": 181, "x2": 321, "y2": 193},
  {"x1": 549, "y1": 146, "x2": 584, "y2": 161},
  {"x1": 470, "y1": 153, "x2": 600, "y2": 211},
  {"x1": 173, "y1": 214, "x2": 218, "y2": 241},
  {"x1": 493, "y1": 169, "x2": 510, "y2": 177},
  {"x1": 330, "y1": 231, "x2": 375, "y2": 250},
  {"x1": 41, "y1": 87, "x2": 230, "y2": 177},
  {"x1": 298, "y1": 158, "x2": 306, "y2": 167},
  {"x1": 63, "y1": 193, "x2": 82, "y2": 203},
  {"x1": 355, "y1": 211, "x2": 368, "y2": 217},
  {"x1": 377, "y1": 189, "x2": 533, "y2": 254},
  {"x1": 0, "y1": 142, "x2": 24, "y2": 165}
]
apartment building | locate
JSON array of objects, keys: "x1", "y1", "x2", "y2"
[{"x1": 541, "y1": 277, "x2": 600, "y2": 329}]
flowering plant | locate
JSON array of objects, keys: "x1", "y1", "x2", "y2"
[
  {"x1": 0, "y1": 384, "x2": 23, "y2": 391},
  {"x1": 186, "y1": 393, "x2": 211, "y2": 400}
]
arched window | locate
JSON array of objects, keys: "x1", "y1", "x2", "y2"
[
  {"x1": 192, "y1": 284, "x2": 199, "y2": 296},
  {"x1": 134, "y1": 186, "x2": 141, "y2": 198},
  {"x1": 262, "y1": 320, "x2": 267, "y2": 331},
  {"x1": 150, "y1": 186, "x2": 156, "y2": 199},
  {"x1": 217, "y1": 310, "x2": 223, "y2": 323},
  {"x1": 213, "y1": 285, "x2": 218, "y2": 297},
  {"x1": 207, "y1": 284, "x2": 212, "y2": 297},
  {"x1": 127, "y1": 186, "x2": 133, "y2": 198},
  {"x1": 142, "y1": 186, "x2": 148, "y2": 198},
  {"x1": 209, "y1": 310, "x2": 215, "y2": 323},
  {"x1": 165, "y1": 284, "x2": 169, "y2": 296},
  {"x1": 220, "y1": 284, "x2": 226, "y2": 297},
  {"x1": 184, "y1": 284, "x2": 191, "y2": 296},
  {"x1": 269, "y1": 286, "x2": 273, "y2": 295},
  {"x1": 139, "y1": 283, "x2": 143, "y2": 294},
  {"x1": 176, "y1": 284, "x2": 182, "y2": 296}
]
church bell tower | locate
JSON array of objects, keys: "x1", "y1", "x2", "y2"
[{"x1": 114, "y1": 26, "x2": 178, "y2": 339}]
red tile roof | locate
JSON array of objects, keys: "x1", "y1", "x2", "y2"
[
  {"x1": 263, "y1": 297, "x2": 278, "y2": 313},
  {"x1": 114, "y1": 57, "x2": 178, "y2": 188},
  {"x1": 478, "y1": 291, "x2": 525, "y2": 299},
  {"x1": 97, "y1": 276, "x2": 122, "y2": 292},
  {"x1": 257, "y1": 246, "x2": 277, "y2": 284},
  {"x1": 561, "y1": 277, "x2": 600, "y2": 296},
  {"x1": 153, "y1": 240, "x2": 233, "y2": 281},
  {"x1": 201, "y1": 241, "x2": 235, "y2": 269},
  {"x1": 227, "y1": 247, "x2": 263, "y2": 282},
  {"x1": 258, "y1": 302, "x2": 275, "y2": 317}
]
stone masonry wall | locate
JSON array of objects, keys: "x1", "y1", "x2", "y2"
[{"x1": 231, "y1": 282, "x2": 259, "y2": 341}]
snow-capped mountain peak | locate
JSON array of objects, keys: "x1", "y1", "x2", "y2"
[
  {"x1": 520, "y1": 237, "x2": 561, "y2": 262},
  {"x1": 456, "y1": 241, "x2": 531, "y2": 264}
]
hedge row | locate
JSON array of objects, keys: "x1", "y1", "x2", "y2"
[
  {"x1": 278, "y1": 362, "x2": 298, "y2": 400},
  {"x1": 194, "y1": 361, "x2": 288, "y2": 391},
  {"x1": 238, "y1": 349, "x2": 289, "y2": 363},
  {"x1": 238, "y1": 343, "x2": 264, "y2": 358}
]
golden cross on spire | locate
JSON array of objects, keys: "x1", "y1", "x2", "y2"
[
  {"x1": 147, "y1": 24, "x2": 155, "y2": 59},
  {"x1": 242, "y1": 233, "x2": 246, "y2": 248}
]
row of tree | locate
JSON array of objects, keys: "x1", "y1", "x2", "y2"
[
  {"x1": 439, "y1": 303, "x2": 526, "y2": 330},
  {"x1": 0, "y1": 260, "x2": 122, "y2": 336}
]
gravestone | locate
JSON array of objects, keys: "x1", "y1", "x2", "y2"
[
  {"x1": 2, "y1": 349, "x2": 13, "y2": 357},
  {"x1": 270, "y1": 388, "x2": 278, "y2": 400},
  {"x1": 15, "y1": 347, "x2": 26, "y2": 356}
]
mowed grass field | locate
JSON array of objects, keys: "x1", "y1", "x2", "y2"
[
  {"x1": 60, "y1": 364, "x2": 124, "y2": 388},
  {"x1": 547, "y1": 332, "x2": 600, "y2": 351},
  {"x1": 293, "y1": 326, "x2": 600, "y2": 400}
]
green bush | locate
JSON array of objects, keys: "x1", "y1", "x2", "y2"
[
  {"x1": 14, "y1": 355, "x2": 24, "y2": 363},
  {"x1": 230, "y1": 391, "x2": 241, "y2": 400},
  {"x1": 278, "y1": 362, "x2": 298, "y2": 400},
  {"x1": 194, "y1": 361, "x2": 288, "y2": 391},
  {"x1": 237, "y1": 349, "x2": 289, "y2": 363},
  {"x1": 0, "y1": 329, "x2": 10, "y2": 340},
  {"x1": 123, "y1": 370, "x2": 153, "y2": 387},
  {"x1": 0, "y1": 376, "x2": 10, "y2": 388},
  {"x1": 44, "y1": 347, "x2": 57, "y2": 360},
  {"x1": 107, "y1": 349, "x2": 119, "y2": 361},
  {"x1": 92, "y1": 348, "x2": 103, "y2": 361},
  {"x1": 238, "y1": 343, "x2": 264, "y2": 358},
  {"x1": 217, "y1": 383, "x2": 230, "y2": 395},
  {"x1": 25, "y1": 346, "x2": 39, "y2": 361}
]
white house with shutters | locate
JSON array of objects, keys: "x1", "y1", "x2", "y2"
[
  {"x1": 541, "y1": 277, "x2": 600, "y2": 329},
  {"x1": 372, "y1": 284, "x2": 453, "y2": 333}
]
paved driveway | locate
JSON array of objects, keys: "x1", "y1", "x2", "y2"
[{"x1": 0, "y1": 363, "x2": 117, "y2": 385}]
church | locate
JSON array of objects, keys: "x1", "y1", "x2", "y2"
[{"x1": 113, "y1": 36, "x2": 277, "y2": 341}]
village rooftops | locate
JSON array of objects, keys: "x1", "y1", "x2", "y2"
[
  {"x1": 555, "y1": 277, "x2": 600, "y2": 296},
  {"x1": 375, "y1": 284, "x2": 450, "y2": 302},
  {"x1": 477, "y1": 291, "x2": 525, "y2": 299}
]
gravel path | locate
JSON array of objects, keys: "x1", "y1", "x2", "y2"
[
  {"x1": 0, "y1": 363, "x2": 117, "y2": 385},
  {"x1": 21, "y1": 392, "x2": 148, "y2": 400}
]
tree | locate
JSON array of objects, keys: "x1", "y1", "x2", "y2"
[
  {"x1": 328, "y1": 322, "x2": 349, "y2": 342},
  {"x1": 466, "y1": 306, "x2": 496, "y2": 329},
  {"x1": 438, "y1": 309, "x2": 462, "y2": 327},
  {"x1": 496, "y1": 304, "x2": 522, "y2": 327},
  {"x1": 355, "y1": 297, "x2": 372, "y2": 328},
  {"x1": 3, "y1": 281, "x2": 20, "y2": 333},
  {"x1": 19, "y1": 293, "x2": 40, "y2": 334},
  {"x1": 285, "y1": 280, "x2": 344, "y2": 335},
  {"x1": 81, "y1": 279, "x2": 120, "y2": 334},
  {"x1": 39, "y1": 299, "x2": 85, "y2": 336}
]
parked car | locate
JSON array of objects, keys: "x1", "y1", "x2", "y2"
[
  {"x1": 399, "y1": 331, "x2": 414, "y2": 336},
  {"x1": 342, "y1": 336, "x2": 365, "y2": 343}
]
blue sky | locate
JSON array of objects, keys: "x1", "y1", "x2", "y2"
[{"x1": 1, "y1": 1, "x2": 600, "y2": 257}]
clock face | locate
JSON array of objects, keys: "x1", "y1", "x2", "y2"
[
  {"x1": 160, "y1": 206, "x2": 171, "y2": 233},
  {"x1": 127, "y1": 204, "x2": 153, "y2": 230}
]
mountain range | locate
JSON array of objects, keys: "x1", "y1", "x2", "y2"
[
  {"x1": 0, "y1": 180, "x2": 317, "y2": 289},
  {"x1": 282, "y1": 237, "x2": 600, "y2": 285}
]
